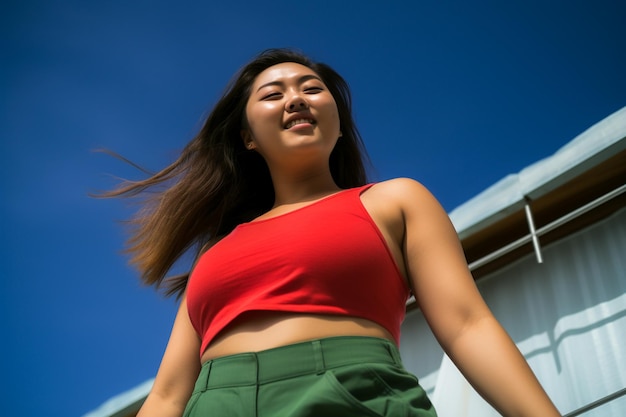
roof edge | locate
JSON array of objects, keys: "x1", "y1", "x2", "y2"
[
  {"x1": 81, "y1": 379, "x2": 153, "y2": 417},
  {"x1": 450, "y1": 106, "x2": 626, "y2": 240}
]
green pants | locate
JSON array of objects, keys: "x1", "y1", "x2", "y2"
[{"x1": 183, "y1": 336, "x2": 437, "y2": 417}]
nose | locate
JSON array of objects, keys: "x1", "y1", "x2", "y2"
[{"x1": 286, "y1": 94, "x2": 309, "y2": 112}]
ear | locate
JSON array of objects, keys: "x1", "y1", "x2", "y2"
[{"x1": 241, "y1": 130, "x2": 256, "y2": 150}]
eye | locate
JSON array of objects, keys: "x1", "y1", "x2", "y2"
[
  {"x1": 261, "y1": 92, "x2": 282, "y2": 100},
  {"x1": 304, "y1": 86, "x2": 324, "y2": 94}
]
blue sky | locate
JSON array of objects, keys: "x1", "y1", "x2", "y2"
[{"x1": 2, "y1": 1, "x2": 625, "y2": 416}]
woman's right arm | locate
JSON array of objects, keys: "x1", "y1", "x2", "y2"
[{"x1": 137, "y1": 293, "x2": 201, "y2": 417}]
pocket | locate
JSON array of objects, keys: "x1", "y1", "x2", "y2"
[
  {"x1": 325, "y1": 363, "x2": 435, "y2": 417},
  {"x1": 324, "y1": 364, "x2": 402, "y2": 417}
]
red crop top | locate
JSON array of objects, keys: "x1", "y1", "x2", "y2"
[{"x1": 186, "y1": 184, "x2": 410, "y2": 355}]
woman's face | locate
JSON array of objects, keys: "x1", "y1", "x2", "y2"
[{"x1": 243, "y1": 62, "x2": 341, "y2": 166}]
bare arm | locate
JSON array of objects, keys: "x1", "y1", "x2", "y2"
[
  {"x1": 137, "y1": 293, "x2": 201, "y2": 417},
  {"x1": 391, "y1": 178, "x2": 560, "y2": 417}
]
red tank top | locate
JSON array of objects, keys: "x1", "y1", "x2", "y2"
[{"x1": 186, "y1": 184, "x2": 410, "y2": 355}]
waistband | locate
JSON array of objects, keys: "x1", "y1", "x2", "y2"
[{"x1": 193, "y1": 336, "x2": 402, "y2": 392}]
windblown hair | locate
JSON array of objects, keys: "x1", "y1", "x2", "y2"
[{"x1": 103, "y1": 48, "x2": 369, "y2": 298}]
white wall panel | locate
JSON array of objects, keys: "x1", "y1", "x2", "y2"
[{"x1": 401, "y1": 207, "x2": 626, "y2": 416}]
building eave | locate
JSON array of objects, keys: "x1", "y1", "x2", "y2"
[
  {"x1": 450, "y1": 106, "x2": 626, "y2": 241},
  {"x1": 81, "y1": 379, "x2": 153, "y2": 417}
]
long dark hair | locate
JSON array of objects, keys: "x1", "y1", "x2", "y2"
[{"x1": 103, "y1": 48, "x2": 369, "y2": 298}]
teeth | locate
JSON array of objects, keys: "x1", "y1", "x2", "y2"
[{"x1": 285, "y1": 119, "x2": 314, "y2": 129}]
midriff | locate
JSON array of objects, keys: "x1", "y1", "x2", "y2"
[{"x1": 200, "y1": 311, "x2": 395, "y2": 363}]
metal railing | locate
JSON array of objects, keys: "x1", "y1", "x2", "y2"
[
  {"x1": 468, "y1": 183, "x2": 626, "y2": 270},
  {"x1": 563, "y1": 387, "x2": 626, "y2": 417}
]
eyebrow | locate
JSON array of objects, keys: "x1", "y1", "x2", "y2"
[{"x1": 255, "y1": 74, "x2": 323, "y2": 93}]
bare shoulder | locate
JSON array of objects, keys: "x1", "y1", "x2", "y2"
[
  {"x1": 368, "y1": 177, "x2": 441, "y2": 212},
  {"x1": 367, "y1": 178, "x2": 453, "y2": 242}
]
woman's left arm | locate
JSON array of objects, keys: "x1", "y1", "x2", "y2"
[{"x1": 391, "y1": 178, "x2": 560, "y2": 417}]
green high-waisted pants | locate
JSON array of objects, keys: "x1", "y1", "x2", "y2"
[{"x1": 183, "y1": 336, "x2": 437, "y2": 417}]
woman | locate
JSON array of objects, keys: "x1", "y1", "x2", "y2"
[{"x1": 106, "y1": 49, "x2": 560, "y2": 416}]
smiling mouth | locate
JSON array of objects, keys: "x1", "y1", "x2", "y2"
[{"x1": 284, "y1": 118, "x2": 316, "y2": 129}]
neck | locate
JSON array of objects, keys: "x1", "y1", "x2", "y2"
[{"x1": 269, "y1": 169, "x2": 341, "y2": 207}]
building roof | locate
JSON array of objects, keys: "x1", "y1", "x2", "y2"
[
  {"x1": 449, "y1": 106, "x2": 626, "y2": 240},
  {"x1": 82, "y1": 379, "x2": 153, "y2": 417}
]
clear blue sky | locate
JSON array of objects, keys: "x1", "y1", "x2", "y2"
[{"x1": 2, "y1": 1, "x2": 625, "y2": 416}]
